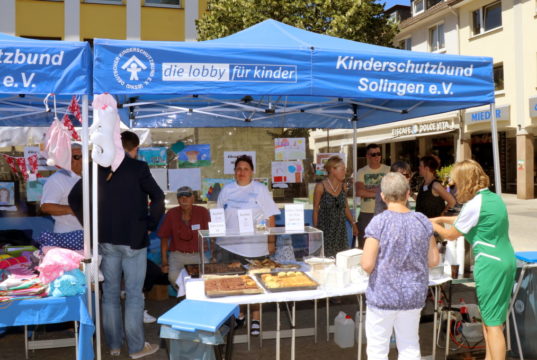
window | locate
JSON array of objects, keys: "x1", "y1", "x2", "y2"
[
  {"x1": 429, "y1": 24, "x2": 445, "y2": 52},
  {"x1": 472, "y1": 1, "x2": 502, "y2": 35},
  {"x1": 399, "y1": 38, "x2": 412, "y2": 50},
  {"x1": 426, "y1": 0, "x2": 442, "y2": 9},
  {"x1": 144, "y1": 0, "x2": 180, "y2": 6},
  {"x1": 493, "y1": 63, "x2": 504, "y2": 91},
  {"x1": 412, "y1": 0, "x2": 424, "y2": 15}
]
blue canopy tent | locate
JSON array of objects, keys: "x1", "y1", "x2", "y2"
[
  {"x1": 92, "y1": 20, "x2": 503, "y2": 359},
  {"x1": 93, "y1": 19, "x2": 501, "y2": 191},
  {"x1": 0, "y1": 33, "x2": 97, "y2": 360}
]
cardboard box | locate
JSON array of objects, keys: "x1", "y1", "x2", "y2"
[
  {"x1": 146, "y1": 284, "x2": 170, "y2": 301},
  {"x1": 336, "y1": 249, "x2": 363, "y2": 270}
]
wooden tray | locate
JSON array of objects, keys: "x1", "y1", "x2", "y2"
[
  {"x1": 185, "y1": 263, "x2": 246, "y2": 278},
  {"x1": 204, "y1": 275, "x2": 264, "y2": 298},
  {"x1": 255, "y1": 271, "x2": 319, "y2": 292}
]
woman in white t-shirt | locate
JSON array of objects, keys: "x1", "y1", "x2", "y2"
[{"x1": 216, "y1": 154, "x2": 280, "y2": 335}]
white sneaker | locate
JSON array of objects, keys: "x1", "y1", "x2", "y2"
[
  {"x1": 143, "y1": 310, "x2": 156, "y2": 324},
  {"x1": 130, "y1": 342, "x2": 159, "y2": 359}
]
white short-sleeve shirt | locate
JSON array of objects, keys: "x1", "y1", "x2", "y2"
[
  {"x1": 41, "y1": 170, "x2": 82, "y2": 233},
  {"x1": 454, "y1": 190, "x2": 484, "y2": 235},
  {"x1": 216, "y1": 181, "x2": 280, "y2": 257}
]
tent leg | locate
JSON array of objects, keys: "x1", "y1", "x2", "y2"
[
  {"x1": 352, "y1": 107, "x2": 358, "y2": 248},
  {"x1": 489, "y1": 103, "x2": 502, "y2": 194}
]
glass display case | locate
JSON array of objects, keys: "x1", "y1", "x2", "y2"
[{"x1": 196, "y1": 226, "x2": 324, "y2": 276}]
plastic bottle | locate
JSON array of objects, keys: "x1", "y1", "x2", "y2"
[
  {"x1": 334, "y1": 313, "x2": 355, "y2": 348},
  {"x1": 459, "y1": 298, "x2": 471, "y2": 322}
]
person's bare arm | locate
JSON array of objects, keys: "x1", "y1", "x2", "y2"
[
  {"x1": 312, "y1": 182, "x2": 324, "y2": 227},
  {"x1": 432, "y1": 182, "x2": 456, "y2": 212},
  {"x1": 361, "y1": 237, "x2": 380, "y2": 274},
  {"x1": 431, "y1": 220, "x2": 462, "y2": 241},
  {"x1": 344, "y1": 202, "x2": 359, "y2": 236},
  {"x1": 40, "y1": 203, "x2": 74, "y2": 216},
  {"x1": 356, "y1": 181, "x2": 377, "y2": 198},
  {"x1": 428, "y1": 235, "x2": 440, "y2": 267},
  {"x1": 160, "y1": 237, "x2": 170, "y2": 273},
  {"x1": 267, "y1": 216, "x2": 276, "y2": 254}
]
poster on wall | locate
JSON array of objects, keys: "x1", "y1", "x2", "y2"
[
  {"x1": 150, "y1": 168, "x2": 168, "y2": 192},
  {"x1": 274, "y1": 138, "x2": 306, "y2": 160},
  {"x1": 0, "y1": 181, "x2": 16, "y2": 205},
  {"x1": 168, "y1": 168, "x2": 201, "y2": 192},
  {"x1": 26, "y1": 178, "x2": 48, "y2": 202},
  {"x1": 137, "y1": 147, "x2": 167, "y2": 166},
  {"x1": 24, "y1": 146, "x2": 55, "y2": 171},
  {"x1": 223, "y1": 151, "x2": 256, "y2": 174},
  {"x1": 178, "y1": 144, "x2": 211, "y2": 168},
  {"x1": 271, "y1": 161, "x2": 303, "y2": 184},
  {"x1": 315, "y1": 153, "x2": 346, "y2": 175},
  {"x1": 201, "y1": 178, "x2": 234, "y2": 202},
  {"x1": 253, "y1": 178, "x2": 269, "y2": 189}
]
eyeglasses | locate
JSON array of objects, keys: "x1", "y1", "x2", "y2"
[
  {"x1": 368, "y1": 152, "x2": 382, "y2": 157},
  {"x1": 177, "y1": 192, "x2": 193, "y2": 197},
  {"x1": 72, "y1": 155, "x2": 82, "y2": 160}
]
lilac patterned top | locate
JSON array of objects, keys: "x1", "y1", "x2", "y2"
[{"x1": 365, "y1": 210, "x2": 433, "y2": 310}]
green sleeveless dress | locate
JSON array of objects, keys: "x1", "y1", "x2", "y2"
[{"x1": 454, "y1": 189, "x2": 516, "y2": 326}]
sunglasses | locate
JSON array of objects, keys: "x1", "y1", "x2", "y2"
[
  {"x1": 72, "y1": 155, "x2": 82, "y2": 160},
  {"x1": 178, "y1": 192, "x2": 193, "y2": 197},
  {"x1": 368, "y1": 152, "x2": 382, "y2": 157}
]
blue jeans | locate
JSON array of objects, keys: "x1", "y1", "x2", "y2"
[{"x1": 100, "y1": 243, "x2": 147, "y2": 354}]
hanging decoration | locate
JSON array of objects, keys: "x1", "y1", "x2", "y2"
[
  {"x1": 0, "y1": 153, "x2": 40, "y2": 181},
  {"x1": 62, "y1": 96, "x2": 82, "y2": 141}
]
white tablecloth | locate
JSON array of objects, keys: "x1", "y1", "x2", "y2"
[{"x1": 185, "y1": 275, "x2": 451, "y2": 304}]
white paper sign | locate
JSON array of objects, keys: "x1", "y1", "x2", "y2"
[
  {"x1": 168, "y1": 168, "x2": 201, "y2": 191},
  {"x1": 210, "y1": 208, "x2": 226, "y2": 224},
  {"x1": 285, "y1": 204, "x2": 305, "y2": 231},
  {"x1": 237, "y1": 209, "x2": 254, "y2": 233},
  {"x1": 223, "y1": 151, "x2": 256, "y2": 174},
  {"x1": 150, "y1": 168, "x2": 168, "y2": 192},
  {"x1": 208, "y1": 222, "x2": 226, "y2": 235}
]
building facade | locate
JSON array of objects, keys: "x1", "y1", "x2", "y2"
[
  {"x1": 312, "y1": 0, "x2": 536, "y2": 199},
  {"x1": 394, "y1": 0, "x2": 536, "y2": 199},
  {"x1": 0, "y1": 0, "x2": 206, "y2": 42}
]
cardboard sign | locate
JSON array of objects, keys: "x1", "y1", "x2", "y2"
[
  {"x1": 285, "y1": 204, "x2": 305, "y2": 231},
  {"x1": 237, "y1": 209, "x2": 254, "y2": 233},
  {"x1": 208, "y1": 222, "x2": 226, "y2": 235},
  {"x1": 210, "y1": 208, "x2": 226, "y2": 224}
]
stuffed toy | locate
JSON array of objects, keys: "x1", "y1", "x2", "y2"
[
  {"x1": 91, "y1": 94, "x2": 125, "y2": 171},
  {"x1": 49, "y1": 269, "x2": 86, "y2": 297}
]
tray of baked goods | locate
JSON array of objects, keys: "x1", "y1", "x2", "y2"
[
  {"x1": 255, "y1": 271, "x2": 319, "y2": 292},
  {"x1": 245, "y1": 258, "x2": 301, "y2": 274},
  {"x1": 204, "y1": 274, "x2": 264, "y2": 298},
  {"x1": 185, "y1": 262, "x2": 246, "y2": 278}
]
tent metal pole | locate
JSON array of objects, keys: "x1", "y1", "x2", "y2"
[
  {"x1": 489, "y1": 103, "x2": 502, "y2": 194},
  {"x1": 352, "y1": 105, "x2": 358, "y2": 247},
  {"x1": 81, "y1": 95, "x2": 91, "y2": 311},
  {"x1": 92, "y1": 159, "x2": 102, "y2": 360}
]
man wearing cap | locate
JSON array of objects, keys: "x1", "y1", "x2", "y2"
[{"x1": 157, "y1": 186, "x2": 210, "y2": 289}]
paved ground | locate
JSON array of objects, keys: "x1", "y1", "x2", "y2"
[{"x1": 0, "y1": 194, "x2": 535, "y2": 360}]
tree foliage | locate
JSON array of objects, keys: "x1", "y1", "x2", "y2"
[{"x1": 196, "y1": 0, "x2": 398, "y2": 46}]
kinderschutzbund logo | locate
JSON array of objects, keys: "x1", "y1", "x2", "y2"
[{"x1": 113, "y1": 48, "x2": 155, "y2": 90}]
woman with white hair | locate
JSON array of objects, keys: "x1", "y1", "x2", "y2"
[{"x1": 361, "y1": 172, "x2": 439, "y2": 360}]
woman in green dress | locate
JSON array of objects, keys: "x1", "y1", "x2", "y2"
[{"x1": 431, "y1": 160, "x2": 516, "y2": 360}]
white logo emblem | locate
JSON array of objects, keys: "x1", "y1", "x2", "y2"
[{"x1": 113, "y1": 48, "x2": 155, "y2": 89}]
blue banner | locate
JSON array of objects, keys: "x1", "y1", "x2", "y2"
[{"x1": 0, "y1": 35, "x2": 92, "y2": 95}]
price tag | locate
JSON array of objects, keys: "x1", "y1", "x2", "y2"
[
  {"x1": 237, "y1": 209, "x2": 254, "y2": 234},
  {"x1": 210, "y1": 208, "x2": 226, "y2": 224},
  {"x1": 208, "y1": 221, "x2": 226, "y2": 235},
  {"x1": 285, "y1": 204, "x2": 304, "y2": 231}
]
